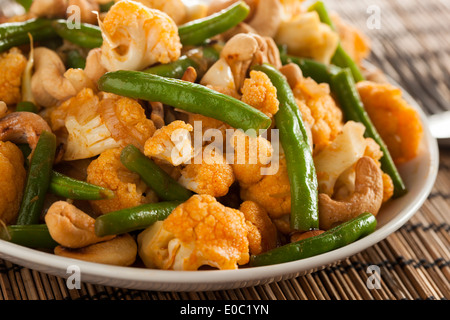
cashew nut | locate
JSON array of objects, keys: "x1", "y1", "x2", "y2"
[
  {"x1": 149, "y1": 101, "x2": 165, "y2": 129},
  {"x1": 279, "y1": 63, "x2": 303, "y2": 89},
  {"x1": 0, "y1": 112, "x2": 52, "y2": 152},
  {"x1": 31, "y1": 47, "x2": 80, "y2": 108},
  {"x1": 54, "y1": 233, "x2": 137, "y2": 266},
  {"x1": 221, "y1": 33, "x2": 281, "y2": 91},
  {"x1": 29, "y1": 0, "x2": 67, "y2": 18},
  {"x1": 247, "y1": 0, "x2": 282, "y2": 38},
  {"x1": 318, "y1": 156, "x2": 384, "y2": 230},
  {"x1": 84, "y1": 48, "x2": 108, "y2": 84},
  {"x1": 45, "y1": 201, "x2": 115, "y2": 249},
  {"x1": 0, "y1": 101, "x2": 7, "y2": 118}
]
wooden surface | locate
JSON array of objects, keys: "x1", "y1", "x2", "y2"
[{"x1": 0, "y1": 0, "x2": 449, "y2": 300}]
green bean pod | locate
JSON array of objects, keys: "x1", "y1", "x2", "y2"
[
  {"x1": 0, "y1": 224, "x2": 58, "y2": 249},
  {"x1": 280, "y1": 52, "x2": 340, "y2": 84},
  {"x1": 49, "y1": 171, "x2": 115, "y2": 200},
  {"x1": 16, "y1": 131, "x2": 56, "y2": 225},
  {"x1": 98, "y1": 70, "x2": 272, "y2": 133},
  {"x1": 65, "y1": 49, "x2": 86, "y2": 69},
  {"x1": 51, "y1": 19, "x2": 103, "y2": 48},
  {"x1": 143, "y1": 46, "x2": 220, "y2": 79},
  {"x1": 330, "y1": 68, "x2": 407, "y2": 197},
  {"x1": 308, "y1": 1, "x2": 365, "y2": 82},
  {"x1": 16, "y1": 101, "x2": 38, "y2": 113},
  {"x1": 178, "y1": 1, "x2": 250, "y2": 46},
  {"x1": 0, "y1": 18, "x2": 59, "y2": 53},
  {"x1": 250, "y1": 212, "x2": 377, "y2": 267},
  {"x1": 95, "y1": 201, "x2": 182, "y2": 237},
  {"x1": 120, "y1": 145, "x2": 193, "y2": 202},
  {"x1": 252, "y1": 64, "x2": 319, "y2": 232}
]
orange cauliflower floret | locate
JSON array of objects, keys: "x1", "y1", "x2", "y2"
[
  {"x1": 137, "y1": 194, "x2": 250, "y2": 270},
  {"x1": 241, "y1": 70, "x2": 279, "y2": 118},
  {"x1": 144, "y1": 120, "x2": 194, "y2": 166},
  {"x1": 178, "y1": 149, "x2": 235, "y2": 198},
  {"x1": 131, "y1": 0, "x2": 187, "y2": 25},
  {"x1": 0, "y1": 48, "x2": 27, "y2": 106},
  {"x1": 230, "y1": 129, "x2": 274, "y2": 187},
  {"x1": 100, "y1": 0, "x2": 181, "y2": 71},
  {"x1": 50, "y1": 88, "x2": 155, "y2": 160},
  {"x1": 86, "y1": 147, "x2": 157, "y2": 214},
  {"x1": 240, "y1": 155, "x2": 291, "y2": 219},
  {"x1": 332, "y1": 14, "x2": 370, "y2": 65},
  {"x1": 239, "y1": 201, "x2": 277, "y2": 255},
  {"x1": 0, "y1": 142, "x2": 27, "y2": 225},
  {"x1": 356, "y1": 81, "x2": 423, "y2": 165},
  {"x1": 293, "y1": 77, "x2": 344, "y2": 155}
]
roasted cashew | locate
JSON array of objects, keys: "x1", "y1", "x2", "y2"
[
  {"x1": 247, "y1": 0, "x2": 282, "y2": 38},
  {"x1": 318, "y1": 156, "x2": 383, "y2": 230},
  {"x1": 0, "y1": 112, "x2": 52, "y2": 152},
  {"x1": 221, "y1": 33, "x2": 281, "y2": 91},
  {"x1": 0, "y1": 101, "x2": 7, "y2": 118},
  {"x1": 54, "y1": 233, "x2": 137, "y2": 266},
  {"x1": 84, "y1": 48, "x2": 108, "y2": 84},
  {"x1": 29, "y1": 0, "x2": 67, "y2": 18},
  {"x1": 31, "y1": 47, "x2": 79, "y2": 107},
  {"x1": 279, "y1": 63, "x2": 303, "y2": 89},
  {"x1": 45, "y1": 201, "x2": 115, "y2": 249}
]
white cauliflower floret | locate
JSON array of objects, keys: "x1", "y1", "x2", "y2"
[
  {"x1": 275, "y1": 11, "x2": 339, "y2": 64},
  {"x1": 137, "y1": 194, "x2": 250, "y2": 270},
  {"x1": 200, "y1": 58, "x2": 237, "y2": 92},
  {"x1": 178, "y1": 149, "x2": 235, "y2": 198},
  {"x1": 99, "y1": 0, "x2": 182, "y2": 71},
  {"x1": 313, "y1": 121, "x2": 367, "y2": 196},
  {"x1": 144, "y1": 120, "x2": 194, "y2": 166},
  {"x1": 50, "y1": 88, "x2": 155, "y2": 160}
]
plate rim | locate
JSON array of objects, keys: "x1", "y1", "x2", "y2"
[{"x1": 0, "y1": 75, "x2": 440, "y2": 292}]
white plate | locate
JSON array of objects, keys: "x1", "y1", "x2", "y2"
[{"x1": 0, "y1": 80, "x2": 439, "y2": 292}]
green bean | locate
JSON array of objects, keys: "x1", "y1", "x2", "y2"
[
  {"x1": 0, "y1": 18, "x2": 59, "y2": 53},
  {"x1": 250, "y1": 212, "x2": 377, "y2": 267},
  {"x1": 65, "y1": 50, "x2": 86, "y2": 69},
  {"x1": 95, "y1": 201, "x2": 182, "y2": 237},
  {"x1": 330, "y1": 68, "x2": 407, "y2": 197},
  {"x1": 252, "y1": 64, "x2": 319, "y2": 232},
  {"x1": 16, "y1": 101, "x2": 38, "y2": 113},
  {"x1": 178, "y1": 1, "x2": 250, "y2": 46},
  {"x1": 49, "y1": 171, "x2": 115, "y2": 200},
  {"x1": 0, "y1": 224, "x2": 58, "y2": 249},
  {"x1": 120, "y1": 145, "x2": 193, "y2": 202},
  {"x1": 143, "y1": 46, "x2": 220, "y2": 79},
  {"x1": 280, "y1": 52, "x2": 340, "y2": 84},
  {"x1": 98, "y1": 70, "x2": 272, "y2": 133},
  {"x1": 16, "y1": 131, "x2": 56, "y2": 225},
  {"x1": 308, "y1": 1, "x2": 365, "y2": 82},
  {"x1": 51, "y1": 19, "x2": 103, "y2": 48}
]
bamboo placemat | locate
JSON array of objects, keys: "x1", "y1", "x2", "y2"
[{"x1": 0, "y1": 0, "x2": 449, "y2": 300}]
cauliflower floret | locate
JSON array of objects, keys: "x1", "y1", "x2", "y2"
[
  {"x1": 144, "y1": 120, "x2": 194, "y2": 166},
  {"x1": 356, "y1": 81, "x2": 423, "y2": 165},
  {"x1": 239, "y1": 201, "x2": 277, "y2": 255},
  {"x1": 332, "y1": 13, "x2": 370, "y2": 66},
  {"x1": 86, "y1": 147, "x2": 158, "y2": 214},
  {"x1": 178, "y1": 149, "x2": 235, "y2": 198},
  {"x1": 241, "y1": 70, "x2": 279, "y2": 119},
  {"x1": 0, "y1": 48, "x2": 27, "y2": 106},
  {"x1": 51, "y1": 88, "x2": 155, "y2": 160},
  {"x1": 129, "y1": 0, "x2": 187, "y2": 25},
  {"x1": 293, "y1": 76, "x2": 344, "y2": 155},
  {"x1": 0, "y1": 142, "x2": 26, "y2": 225},
  {"x1": 100, "y1": 0, "x2": 182, "y2": 71},
  {"x1": 137, "y1": 194, "x2": 250, "y2": 270},
  {"x1": 275, "y1": 11, "x2": 340, "y2": 64},
  {"x1": 230, "y1": 129, "x2": 274, "y2": 187},
  {"x1": 240, "y1": 155, "x2": 291, "y2": 219}
]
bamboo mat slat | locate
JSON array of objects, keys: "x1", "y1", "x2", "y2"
[{"x1": 0, "y1": 0, "x2": 449, "y2": 300}]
